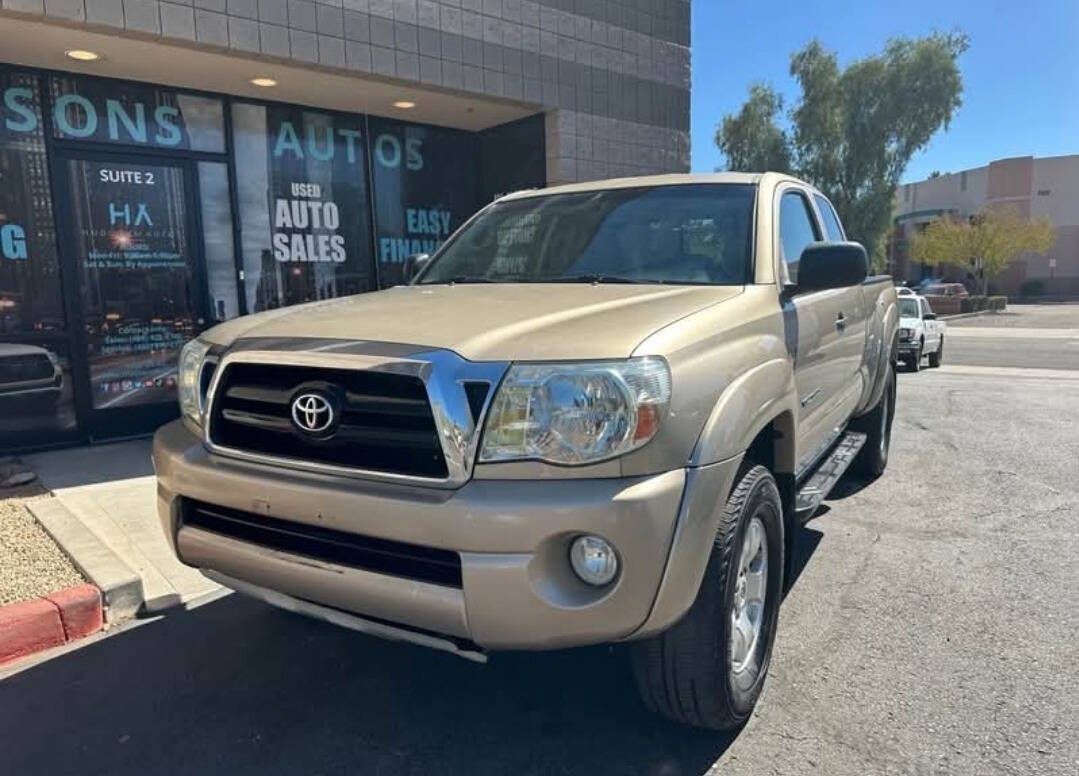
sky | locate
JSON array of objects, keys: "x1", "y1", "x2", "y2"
[{"x1": 689, "y1": 0, "x2": 1079, "y2": 183}]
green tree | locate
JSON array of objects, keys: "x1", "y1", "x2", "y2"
[
  {"x1": 714, "y1": 84, "x2": 792, "y2": 175},
  {"x1": 716, "y1": 33, "x2": 969, "y2": 270},
  {"x1": 912, "y1": 208, "x2": 1056, "y2": 295}
]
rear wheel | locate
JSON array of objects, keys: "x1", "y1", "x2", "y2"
[
  {"x1": 631, "y1": 464, "x2": 785, "y2": 730},
  {"x1": 928, "y1": 338, "x2": 943, "y2": 368},
  {"x1": 851, "y1": 363, "x2": 896, "y2": 478}
]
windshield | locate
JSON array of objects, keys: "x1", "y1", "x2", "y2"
[
  {"x1": 418, "y1": 184, "x2": 756, "y2": 286},
  {"x1": 899, "y1": 298, "x2": 920, "y2": 317}
]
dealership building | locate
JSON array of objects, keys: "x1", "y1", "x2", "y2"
[
  {"x1": 0, "y1": 0, "x2": 691, "y2": 452},
  {"x1": 889, "y1": 154, "x2": 1079, "y2": 296}
]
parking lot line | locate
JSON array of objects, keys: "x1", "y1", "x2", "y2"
[
  {"x1": 932, "y1": 364, "x2": 1079, "y2": 380},
  {"x1": 945, "y1": 327, "x2": 1079, "y2": 339}
]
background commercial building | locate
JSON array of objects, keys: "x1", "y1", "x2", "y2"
[
  {"x1": 0, "y1": 0, "x2": 691, "y2": 452},
  {"x1": 889, "y1": 154, "x2": 1079, "y2": 296}
]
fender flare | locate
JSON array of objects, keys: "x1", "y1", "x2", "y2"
[
  {"x1": 633, "y1": 363, "x2": 799, "y2": 638},
  {"x1": 689, "y1": 358, "x2": 799, "y2": 472},
  {"x1": 856, "y1": 307, "x2": 900, "y2": 418}
]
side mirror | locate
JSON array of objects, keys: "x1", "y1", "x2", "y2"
[
  {"x1": 405, "y1": 253, "x2": 431, "y2": 283},
  {"x1": 794, "y1": 242, "x2": 868, "y2": 291},
  {"x1": 923, "y1": 312, "x2": 937, "y2": 320}
]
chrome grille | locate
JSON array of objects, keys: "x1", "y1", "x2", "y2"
[{"x1": 208, "y1": 361, "x2": 448, "y2": 479}]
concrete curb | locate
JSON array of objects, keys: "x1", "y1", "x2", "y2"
[
  {"x1": 0, "y1": 584, "x2": 103, "y2": 665},
  {"x1": 28, "y1": 499, "x2": 144, "y2": 622},
  {"x1": 940, "y1": 309, "x2": 1000, "y2": 321}
]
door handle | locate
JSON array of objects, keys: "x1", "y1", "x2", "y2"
[{"x1": 835, "y1": 313, "x2": 847, "y2": 331}]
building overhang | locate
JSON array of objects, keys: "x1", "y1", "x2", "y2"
[
  {"x1": 893, "y1": 208, "x2": 959, "y2": 225},
  {"x1": 0, "y1": 15, "x2": 538, "y2": 131}
]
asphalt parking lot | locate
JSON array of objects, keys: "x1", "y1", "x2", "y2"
[
  {"x1": 943, "y1": 305, "x2": 1079, "y2": 370},
  {"x1": 1, "y1": 308, "x2": 1077, "y2": 776}
]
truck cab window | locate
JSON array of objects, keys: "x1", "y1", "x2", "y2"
[
  {"x1": 779, "y1": 191, "x2": 821, "y2": 284},
  {"x1": 813, "y1": 194, "x2": 846, "y2": 241}
]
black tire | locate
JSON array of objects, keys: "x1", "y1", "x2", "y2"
[
  {"x1": 851, "y1": 363, "x2": 896, "y2": 478},
  {"x1": 928, "y1": 338, "x2": 943, "y2": 368},
  {"x1": 909, "y1": 341, "x2": 922, "y2": 372},
  {"x1": 631, "y1": 464, "x2": 785, "y2": 730}
]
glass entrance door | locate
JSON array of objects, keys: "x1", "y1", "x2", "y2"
[{"x1": 57, "y1": 152, "x2": 204, "y2": 439}]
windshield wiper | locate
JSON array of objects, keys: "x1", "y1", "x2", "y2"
[
  {"x1": 432, "y1": 274, "x2": 658, "y2": 285},
  {"x1": 435, "y1": 274, "x2": 541, "y2": 284},
  {"x1": 541, "y1": 274, "x2": 661, "y2": 284}
]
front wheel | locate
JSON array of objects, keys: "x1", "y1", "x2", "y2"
[
  {"x1": 909, "y1": 342, "x2": 923, "y2": 372},
  {"x1": 928, "y1": 338, "x2": 943, "y2": 368},
  {"x1": 631, "y1": 464, "x2": 785, "y2": 730}
]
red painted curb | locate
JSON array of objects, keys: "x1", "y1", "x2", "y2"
[
  {"x1": 45, "y1": 584, "x2": 103, "y2": 641},
  {"x1": 0, "y1": 598, "x2": 64, "y2": 665},
  {"x1": 0, "y1": 584, "x2": 104, "y2": 666}
]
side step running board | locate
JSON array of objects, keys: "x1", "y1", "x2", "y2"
[{"x1": 794, "y1": 431, "x2": 867, "y2": 523}]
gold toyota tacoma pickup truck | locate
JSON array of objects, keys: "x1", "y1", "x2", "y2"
[{"x1": 153, "y1": 173, "x2": 898, "y2": 730}]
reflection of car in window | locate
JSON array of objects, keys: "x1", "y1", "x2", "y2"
[{"x1": 0, "y1": 343, "x2": 63, "y2": 408}]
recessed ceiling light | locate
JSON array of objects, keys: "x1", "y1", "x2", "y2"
[
  {"x1": 393, "y1": 100, "x2": 417, "y2": 109},
  {"x1": 65, "y1": 49, "x2": 101, "y2": 62},
  {"x1": 250, "y1": 77, "x2": 277, "y2": 87}
]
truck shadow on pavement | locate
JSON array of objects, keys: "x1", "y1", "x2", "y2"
[{"x1": 1, "y1": 592, "x2": 738, "y2": 776}]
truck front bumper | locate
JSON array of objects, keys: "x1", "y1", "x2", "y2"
[{"x1": 153, "y1": 419, "x2": 741, "y2": 651}]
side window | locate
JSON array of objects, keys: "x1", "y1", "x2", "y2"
[
  {"x1": 921, "y1": 298, "x2": 933, "y2": 317},
  {"x1": 813, "y1": 194, "x2": 845, "y2": 241},
  {"x1": 779, "y1": 191, "x2": 821, "y2": 284}
]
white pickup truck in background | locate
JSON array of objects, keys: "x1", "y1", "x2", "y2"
[{"x1": 898, "y1": 294, "x2": 945, "y2": 371}]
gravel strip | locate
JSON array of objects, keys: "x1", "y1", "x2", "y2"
[{"x1": 0, "y1": 484, "x2": 86, "y2": 606}]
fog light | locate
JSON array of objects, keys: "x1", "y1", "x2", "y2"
[{"x1": 569, "y1": 535, "x2": 619, "y2": 586}]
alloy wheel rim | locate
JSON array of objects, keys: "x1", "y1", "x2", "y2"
[{"x1": 730, "y1": 516, "x2": 768, "y2": 675}]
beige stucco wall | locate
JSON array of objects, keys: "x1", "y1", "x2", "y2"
[{"x1": 892, "y1": 154, "x2": 1079, "y2": 295}]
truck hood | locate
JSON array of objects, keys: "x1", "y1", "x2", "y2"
[
  {"x1": 899, "y1": 316, "x2": 922, "y2": 329},
  {"x1": 203, "y1": 284, "x2": 744, "y2": 361}
]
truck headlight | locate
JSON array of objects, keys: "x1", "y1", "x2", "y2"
[
  {"x1": 900, "y1": 328, "x2": 912, "y2": 340},
  {"x1": 178, "y1": 338, "x2": 212, "y2": 424},
  {"x1": 479, "y1": 357, "x2": 671, "y2": 465}
]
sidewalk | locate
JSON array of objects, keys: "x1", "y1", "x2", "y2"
[{"x1": 24, "y1": 440, "x2": 220, "y2": 613}]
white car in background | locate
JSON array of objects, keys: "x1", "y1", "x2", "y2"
[{"x1": 898, "y1": 294, "x2": 945, "y2": 371}]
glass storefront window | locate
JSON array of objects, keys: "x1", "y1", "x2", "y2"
[
  {"x1": 1, "y1": 64, "x2": 529, "y2": 452},
  {"x1": 368, "y1": 117, "x2": 479, "y2": 288},
  {"x1": 48, "y1": 76, "x2": 225, "y2": 153},
  {"x1": 63, "y1": 158, "x2": 198, "y2": 409},
  {"x1": 197, "y1": 161, "x2": 239, "y2": 322},
  {"x1": 1, "y1": 70, "x2": 64, "y2": 334},
  {"x1": 232, "y1": 102, "x2": 375, "y2": 313}
]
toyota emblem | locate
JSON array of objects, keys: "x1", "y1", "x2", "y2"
[{"x1": 291, "y1": 392, "x2": 335, "y2": 434}]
